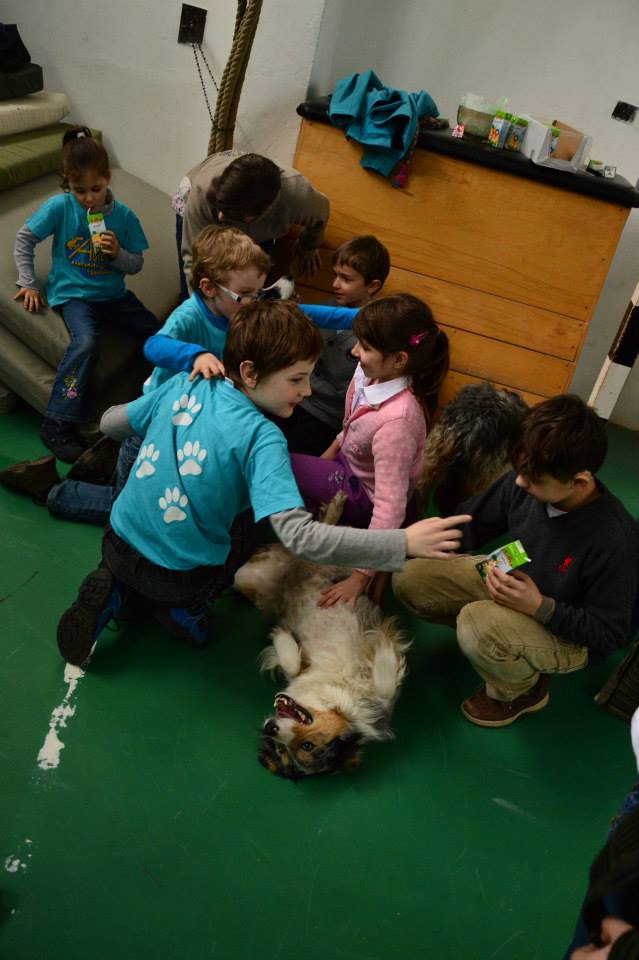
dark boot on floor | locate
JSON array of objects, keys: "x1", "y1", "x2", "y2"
[
  {"x1": 57, "y1": 567, "x2": 126, "y2": 666},
  {"x1": 0, "y1": 454, "x2": 60, "y2": 504},
  {"x1": 66, "y1": 435, "x2": 120, "y2": 483},
  {"x1": 461, "y1": 674, "x2": 550, "y2": 727},
  {"x1": 40, "y1": 418, "x2": 86, "y2": 463}
]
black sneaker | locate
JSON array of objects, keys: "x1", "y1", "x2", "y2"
[
  {"x1": 57, "y1": 567, "x2": 125, "y2": 666},
  {"x1": 40, "y1": 419, "x2": 86, "y2": 463}
]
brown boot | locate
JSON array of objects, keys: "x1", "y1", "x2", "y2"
[
  {"x1": 0, "y1": 454, "x2": 60, "y2": 504},
  {"x1": 66, "y1": 435, "x2": 120, "y2": 483},
  {"x1": 461, "y1": 674, "x2": 550, "y2": 727}
]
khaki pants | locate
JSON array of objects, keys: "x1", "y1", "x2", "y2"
[{"x1": 393, "y1": 556, "x2": 588, "y2": 701}]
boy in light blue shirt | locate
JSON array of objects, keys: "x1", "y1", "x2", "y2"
[{"x1": 56, "y1": 300, "x2": 470, "y2": 667}]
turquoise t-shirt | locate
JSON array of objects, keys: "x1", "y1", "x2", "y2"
[
  {"x1": 143, "y1": 293, "x2": 228, "y2": 394},
  {"x1": 110, "y1": 372, "x2": 304, "y2": 570},
  {"x1": 26, "y1": 192, "x2": 148, "y2": 307}
]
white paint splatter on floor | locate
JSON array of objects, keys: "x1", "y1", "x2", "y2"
[
  {"x1": 36, "y1": 664, "x2": 84, "y2": 771},
  {"x1": 4, "y1": 839, "x2": 33, "y2": 874}
]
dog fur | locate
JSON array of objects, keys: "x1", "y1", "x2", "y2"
[
  {"x1": 420, "y1": 382, "x2": 528, "y2": 516},
  {"x1": 233, "y1": 504, "x2": 409, "y2": 779}
]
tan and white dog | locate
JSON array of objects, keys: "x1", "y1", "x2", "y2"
[{"x1": 233, "y1": 520, "x2": 409, "y2": 779}]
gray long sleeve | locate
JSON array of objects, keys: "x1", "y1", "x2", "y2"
[
  {"x1": 270, "y1": 508, "x2": 406, "y2": 571},
  {"x1": 100, "y1": 404, "x2": 135, "y2": 441},
  {"x1": 112, "y1": 248, "x2": 143, "y2": 274},
  {"x1": 14, "y1": 225, "x2": 39, "y2": 289}
]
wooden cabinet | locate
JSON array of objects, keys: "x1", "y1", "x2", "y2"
[{"x1": 294, "y1": 118, "x2": 634, "y2": 407}]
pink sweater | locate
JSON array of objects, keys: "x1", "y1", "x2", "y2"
[{"x1": 336, "y1": 367, "x2": 426, "y2": 546}]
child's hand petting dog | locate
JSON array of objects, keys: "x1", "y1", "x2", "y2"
[
  {"x1": 405, "y1": 514, "x2": 472, "y2": 559},
  {"x1": 189, "y1": 352, "x2": 225, "y2": 380},
  {"x1": 318, "y1": 570, "x2": 370, "y2": 608},
  {"x1": 486, "y1": 566, "x2": 543, "y2": 616}
]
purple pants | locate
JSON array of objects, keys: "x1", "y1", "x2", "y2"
[{"x1": 289, "y1": 451, "x2": 373, "y2": 528}]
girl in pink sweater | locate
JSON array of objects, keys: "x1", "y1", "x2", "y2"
[{"x1": 290, "y1": 293, "x2": 449, "y2": 607}]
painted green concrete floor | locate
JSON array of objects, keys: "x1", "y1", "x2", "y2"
[{"x1": 1, "y1": 409, "x2": 638, "y2": 960}]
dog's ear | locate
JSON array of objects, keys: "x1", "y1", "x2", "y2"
[{"x1": 333, "y1": 732, "x2": 362, "y2": 772}]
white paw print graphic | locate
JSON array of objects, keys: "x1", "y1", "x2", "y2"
[
  {"x1": 177, "y1": 440, "x2": 207, "y2": 476},
  {"x1": 135, "y1": 443, "x2": 160, "y2": 478},
  {"x1": 159, "y1": 487, "x2": 188, "y2": 524},
  {"x1": 171, "y1": 393, "x2": 202, "y2": 426}
]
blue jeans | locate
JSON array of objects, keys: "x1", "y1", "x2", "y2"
[
  {"x1": 46, "y1": 435, "x2": 142, "y2": 526},
  {"x1": 46, "y1": 293, "x2": 159, "y2": 423},
  {"x1": 175, "y1": 214, "x2": 189, "y2": 306}
]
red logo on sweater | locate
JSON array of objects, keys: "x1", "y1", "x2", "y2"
[{"x1": 558, "y1": 556, "x2": 573, "y2": 573}]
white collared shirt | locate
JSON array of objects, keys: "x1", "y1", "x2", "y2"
[{"x1": 350, "y1": 363, "x2": 410, "y2": 415}]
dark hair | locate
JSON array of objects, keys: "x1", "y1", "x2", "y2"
[
  {"x1": 353, "y1": 293, "x2": 449, "y2": 419},
  {"x1": 332, "y1": 235, "x2": 391, "y2": 286},
  {"x1": 60, "y1": 125, "x2": 110, "y2": 191},
  {"x1": 224, "y1": 300, "x2": 323, "y2": 383},
  {"x1": 508, "y1": 394, "x2": 608, "y2": 481},
  {"x1": 205, "y1": 153, "x2": 281, "y2": 223}
]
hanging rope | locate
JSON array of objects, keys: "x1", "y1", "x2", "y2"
[{"x1": 207, "y1": 0, "x2": 263, "y2": 155}]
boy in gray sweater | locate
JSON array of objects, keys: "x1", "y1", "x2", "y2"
[{"x1": 393, "y1": 395, "x2": 639, "y2": 727}]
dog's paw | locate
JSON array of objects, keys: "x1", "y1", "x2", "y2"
[{"x1": 270, "y1": 627, "x2": 302, "y2": 677}]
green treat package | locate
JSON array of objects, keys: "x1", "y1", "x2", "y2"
[{"x1": 476, "y1": 540, "x2": 531, "y2": 582}]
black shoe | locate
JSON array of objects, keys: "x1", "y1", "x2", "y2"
[
  {"x1": 57, "y1": 567, "x2": 126, "y2": 666},
  {"x1": 66, "y1": 436, "x2": 120, "y2": 483},
  {"x1": 40, "y1": 419, "x2": 86, "y2": 463},
  {"x1": 0, "y1": 454, "x2": 60, "y2": 504}
]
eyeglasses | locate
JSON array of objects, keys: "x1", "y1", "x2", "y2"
[{"x1": 215, "y1": 282, "x2": 262, "y2": 304}]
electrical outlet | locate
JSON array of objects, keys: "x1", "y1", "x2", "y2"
[
  {"x1": 178, "y1": 3, "x2": 207, "y2": 44},
  {"x1": 612, "y1": 100, "x2": 637, "y2": 123}
]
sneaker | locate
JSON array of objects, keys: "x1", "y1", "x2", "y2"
[
  {"x1": 461, "y1": 674, "x2": 550, "y2": 728},
  {"x1": 66, "y1": 436, "x2": 120, "y2": 483},
  {"x1": 40, "y1": 419, "x2": 86, "y2": 463},
  {"x1": 57, "y1": 567, "x2": 125, "y2": 666},
  {"x1": 0, "y1": 454, "x2": 60, "y2": 504},
  {"x1": 154, "y1": 604, "x2": 210, "y2": 648}
]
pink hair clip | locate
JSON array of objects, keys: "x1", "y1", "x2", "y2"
[{"x1": 408, "y1": 330, "x2": 431, "y2": 347}]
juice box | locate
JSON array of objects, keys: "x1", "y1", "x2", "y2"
[
  {"x1": 476, "y1": 540, "x2": 531, "y2": 582},
  {"x1": 87, "y1": 211, "x2": 107, "y2": 249}
]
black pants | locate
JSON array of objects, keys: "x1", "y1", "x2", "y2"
[{"x1": 102, "y1": 510, "x2": 262, "y2": 609}]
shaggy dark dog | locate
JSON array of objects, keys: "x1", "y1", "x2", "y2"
[{"x1": 421, "y1": 382, "x2": 529, "y2": 516}]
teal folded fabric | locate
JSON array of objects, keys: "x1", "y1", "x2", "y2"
[{"x1": 328, "y1": 70, "x2": 438, "y2": 177}]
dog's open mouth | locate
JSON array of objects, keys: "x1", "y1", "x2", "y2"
[{"x1": 274, "y1": 693, "x2": 313, "y2": 725}]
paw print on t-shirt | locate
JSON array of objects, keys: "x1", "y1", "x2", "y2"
[
  {"x1": 135, "y1": 443, "x2": 160, "y2": 478},
  {"x1": 159, "y1": 487, "x2": 188, "y2": 524},
  {"x1": 177, "y1": 440, "x2": 207, "y2": 476},
  {"x1": 171, "y1": 393, "x2": 202, "y2": 426}
]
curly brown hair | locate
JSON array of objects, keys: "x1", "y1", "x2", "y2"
[{"x1": 190, "y1": 225, "x2": 271, "y2": 291}]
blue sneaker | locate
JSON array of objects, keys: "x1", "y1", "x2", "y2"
[
  {"x1": 57, "y1": 567, "x2": 125, "y2": 666},
  {"x1": 154, "y1": 604, "x2": 209, "y2": 648}
]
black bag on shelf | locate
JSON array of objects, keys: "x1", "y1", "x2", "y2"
[{"x1": 0, "y1": 23, "x2": 31, "y2": 72}]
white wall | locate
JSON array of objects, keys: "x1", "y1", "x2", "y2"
[
  {"x1": 5, "y1": 0, "x2": 325, "y2": 194},
  {"x1": 310, "y1": 0, "x2": 639, "y2": 429}
]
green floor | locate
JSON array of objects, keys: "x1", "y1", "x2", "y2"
[{"x1": 1, "y1": 409, "x2": 638, "y2": 960}]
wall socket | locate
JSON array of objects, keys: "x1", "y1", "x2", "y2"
[
  {"x1": 612, "y1": 100, "x2": 637, "y2": 123},
  {"x1": 177, "y1": 3, "x2": 207, "y2": 44}
]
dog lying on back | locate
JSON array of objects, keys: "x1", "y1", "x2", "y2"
[
  {"x1": 420, "y1": 382, "x2": 528, "y2": 516},
  {"x1": 233, "y1": 499, "x2": 409, "y2": 779}
]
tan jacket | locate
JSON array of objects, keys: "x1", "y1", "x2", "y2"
[{"x1": 181, "y1": 151, "x2": 329, "y2": 282}]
